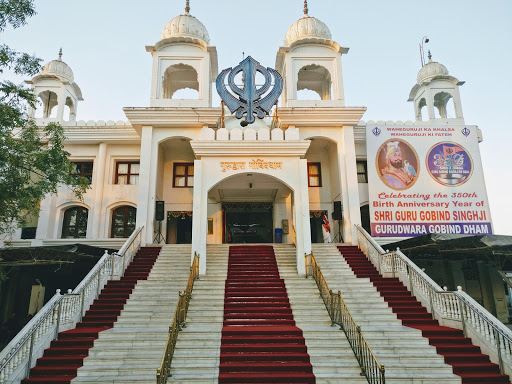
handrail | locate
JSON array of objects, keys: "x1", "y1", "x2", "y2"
[
  {"x1": 0, "y1": 227, "x2": 144, "y2": 384},
  {"x1": 0, "y1": 292, "x2": 63, "y2": 381},
  {"x1": 156, "y1": 253, "x2": 200, "y2": 384},
  {"x1": 305, "y1": 252, "x2": 385, "y2": 384},
  {"x1": 454, "y1": 289, "x2": 512, "y2": 372},
  {"x1": 354, "y1": 224, "x2": 512, "y2": 377}
]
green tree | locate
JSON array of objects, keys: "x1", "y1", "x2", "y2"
[{"x1": 0, "y1": 0, "x2": 89, "y2": 235}]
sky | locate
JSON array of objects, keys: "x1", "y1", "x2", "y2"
[{"x1": 3, "y1": 0, "x2": 512, "y2": 235}]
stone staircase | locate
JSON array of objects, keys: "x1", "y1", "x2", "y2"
[
  {"x1": 169, "y1": 244, "x2": 229, "y2": 384},
  {"x1": 312, "y1": 243, "x2": 462, "y2": 384},
  {"x1": 71, "y1": 245, "x2": 192, "y2": 384},
  {"x1": 273, "y1": 244, "x2": 368, "y2": 384}
]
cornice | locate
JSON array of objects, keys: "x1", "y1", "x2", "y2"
[
  {"x1": 63, "y1": 126, "x2": 140, "y2": 144},
  {"x1": 124, "y1": 107, "x2": 221, "y2": 134},
  {"x1": 190, "y1": 140, "x2": 311, "y2": 158},
  {"x1": 277, "y1": 107, "x2": 367, "y2": 128}
]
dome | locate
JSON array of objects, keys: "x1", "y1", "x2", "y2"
[
  {"x1": 41, "y1": 56, "x2": 74, "y2": 83},
  {"x1": 161, "y1": 13, "x2": 210, "y2": 45},
  {"x1": 284, "y1": 16, "x2": 332, "y2": 47},
  {"x1": 417, "y1": 60, "x2": 449, "y2": 84}
]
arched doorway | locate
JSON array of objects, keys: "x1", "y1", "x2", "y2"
[{"x1": 207, "y1": 173, "x2": 293, "y2": 244}]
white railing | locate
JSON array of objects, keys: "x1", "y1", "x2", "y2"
[
  {"x1": 355, "y1": 224, "x2": 512, "y2": 378},
  {"x1": 0, "y1": 227, "x2": 143, "y2": 384}
]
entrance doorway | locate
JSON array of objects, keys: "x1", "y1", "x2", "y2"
[
  {"x1": 166, "y1": 211, "x2": 192, "y2": 244},
  {"x1": 223, "y1": 203, "x2": 273, "y2": 243},
  {"x1": 310, "y1": 210, "x2": 327, "y2": 243}
]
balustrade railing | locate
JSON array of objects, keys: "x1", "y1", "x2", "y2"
[
  {"x1": 305, "y1": 252, "x2": 385, "y2": 384},
  {"x1": 156, "y1": 253, "x2": 200, "y2": 384},
  {"x1": 0, "y1": 227, "x2": 143, "y2": 384},
  {"x1": 355, "y1": 224, "x2": 512, "y2": 377}
]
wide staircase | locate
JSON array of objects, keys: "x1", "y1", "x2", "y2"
[
  {"x1": 273, "y1": 244, "x2": 368, "y2": 384},
  {"x1": 21, "y1": 246, "x2": 162, "y2": 384},
  {"x1": 312, "y1": 243, "x2": 461, "y2": 383},
  {"x1": 338, "y1": 245, "x2": 511, "y2": 384},
  {"x1": 169, "y1": 244, "x2": 229, "y2": 383},
  {"x1": 16, "y1": 243, "x2": 512, "y2": 384},
  {"x1": 71, "y1": 245, "x2": 191, "y2": 384},
  {"x1": 217, "y1": 245, "x2": 315, "y2": 383}
]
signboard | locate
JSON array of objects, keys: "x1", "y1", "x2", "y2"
[{"x1": 367, "y1": 125, "x2": 493, "y2": 237}]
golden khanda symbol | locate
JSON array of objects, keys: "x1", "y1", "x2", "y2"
[{"x1": 216, "y1": 56, "x2": 283, "y2": 125}]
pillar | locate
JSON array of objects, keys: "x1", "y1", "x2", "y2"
[
  {"x1": 91, "y1": 143, "x2": 107, "y2": 238},
  {"x1": 337, "y1": 126, "x2": 362, "y2": 243},
  {"x1": 36, "y1": 194, "x2": 57, "y2": 239},
  {"x1": 135, "y1": 126, "x2": 157, "y2": 245},
  {"x1": 191, "y1": 160, "x2": 207, "y2": 274},
  {"x1": 292, "y1": 159, "x2": 310, "y2": 275}
]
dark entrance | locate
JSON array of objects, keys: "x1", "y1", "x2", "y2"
[
  {"x1": 166, "y1": 211, "x2": 192, "y2": 244},
  {"x1": 310, "y1": 210, "x2": 327, "y2": 243},
  {"x1": 223, "y1": 202, "x2": 273, "y2": 243}
]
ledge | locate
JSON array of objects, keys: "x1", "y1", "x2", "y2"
[
  {"x1": 190, "y1": 140, "x2": 311, "y2": 158},
  {"x1": 123, "y1": 107, "x2": 221, "y2": 134},
  {"x1": 277, "y1": 107, "x2": 367, "y2": 128}
]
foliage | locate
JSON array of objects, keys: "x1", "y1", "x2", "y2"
[{"x1": 0, "y1": 0, "x2": 89, "y2": 234}]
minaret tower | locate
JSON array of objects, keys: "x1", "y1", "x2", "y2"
[
  {"x1": 145, "y1": 0, "x2": 218, "y2": 107},
  {"x1": 275, "y1": 0, "x2": 349, "y2": 107},
  {"x1": 408, "y1": 51, "x2": 465, "y2": 123},
  {"x1": 26, "y1": 49, "x2": 83, "y2": 122}
]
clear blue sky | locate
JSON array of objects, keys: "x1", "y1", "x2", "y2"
[{"x1": 3, "y1": 0, "x2": 512, "y2": 235}]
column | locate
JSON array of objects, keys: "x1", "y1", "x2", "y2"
[
  {"x1": 337, "y1": 126, "x2": 362, "y2": 244},
  {"x1": 191, "y1": 160, "x2": 207, "y2": 274},
  {"x1": 427, "y1": 89, "x2": 436, "y2": 119},
  {"x1": 35, "y1": 194, "x2": 57, "y2": 240},
  {"x1": 297, "y1": 159, "x2": 311, "y2": 275},
  {"x1": 135, "y1": 126, "x2": 156, "y2": 245},
  {"x1": 91, "y1": 143, "x2": 107, "y2": 238}
]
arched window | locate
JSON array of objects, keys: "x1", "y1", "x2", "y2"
[
  {"x1": 62, "y1": 207, "x2": 88, "y2": 238},
  {"x1": 111, "y1": 206, "x2": 137, "y2": 238},
  {"x1": 162, "y1": 64, "x2": 199, "y2": 99},
  {"x1": 417, "y1": 98, "x2": 427, "y2": 121},
  {"x1": 297, "y1": 65, "x2": 332, "y2": 100},
  {"x1": 434, "y1": 91, "x2": 455, "y2": 118},
  {"x1": 63, "y1": 97, "x2": 75, "y2": 121},
  {"x1": 35, "y1": 90, "x2": 59, "y2": 118}
]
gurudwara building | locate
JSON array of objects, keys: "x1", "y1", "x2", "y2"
[{"x1": 2, "y1": 2, "x2": 511, "y2": 384}]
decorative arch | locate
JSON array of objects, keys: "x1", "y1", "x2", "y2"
[
  {"x1": 162, "y1": 63, "x2": 199, "y2": 99},
  {"x1": 417, "y1": 97, "x2": 427, "y2": 121},
  {"x1": 35, "y1": 90, "x2": 59, "y2": 118},
  {"x1": 434, "y1": 91, "x2": 455, "y2": 118},
  {"x1": 297, "y1": 64, "x2": 332, "y2": 100},
  {"x1": 61, "y1": 206, "x2": 89, "y2": 238},
  {"x1": 64, "y1": 96, "x2": 76, "y2": 121},
  {"x1": 111, "y1": 205, "x2": 137, "y2": 238},
  {"x1": 207, "y1": 171, "x2": 296, "y2": 195}
]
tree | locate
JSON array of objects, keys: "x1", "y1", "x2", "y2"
[{"x1": 0, "y1": 0, "x2": 89, "y2": 235}]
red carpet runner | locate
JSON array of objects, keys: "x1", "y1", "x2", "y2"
[
  {"x1": 21, "y1": 246, "x2": 161, "y2": 384},
  {"x1": 338, "y1": 245, "x2": 511, "y2": 384},
  {"x1": 218, "y1": 245, "x2": 315, "y2": 384}
]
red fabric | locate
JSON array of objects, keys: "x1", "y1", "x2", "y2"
[
  {"x1": 21, "y1": 247, "x2": 161, "y2": 384},
  {"x1": 218, "y1": 245, "x2": 315, "y2": 384},
  {"x1": 338, "y1": 246, "x2": 511, "y2": 384}
]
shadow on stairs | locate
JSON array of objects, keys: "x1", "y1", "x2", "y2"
[
  {"x1": 21, "y1": 247, "x2": 161, "y2": 384},
  {"x1": 338, "y1": 245, "x2": 511, "y2": 384}
]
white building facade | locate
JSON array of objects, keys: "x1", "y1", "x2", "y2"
[{"x1": 16, "y1": 5, "x2": 484, "y2": 275}]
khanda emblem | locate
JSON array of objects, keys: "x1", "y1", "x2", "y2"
[{"x1": 216, "y1": 56, "x2": 283, "y2": 125}]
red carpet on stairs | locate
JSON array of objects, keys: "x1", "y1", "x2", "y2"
[
  {"x1": 218, "y1": 245, "x2": 315, "y2": 384},
  {"x1": 21, "y1": 246, "x2": 161, "y2": 384},
  {"x1": 338, "y1": 245, "x2": 511, "y2": 384}
]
